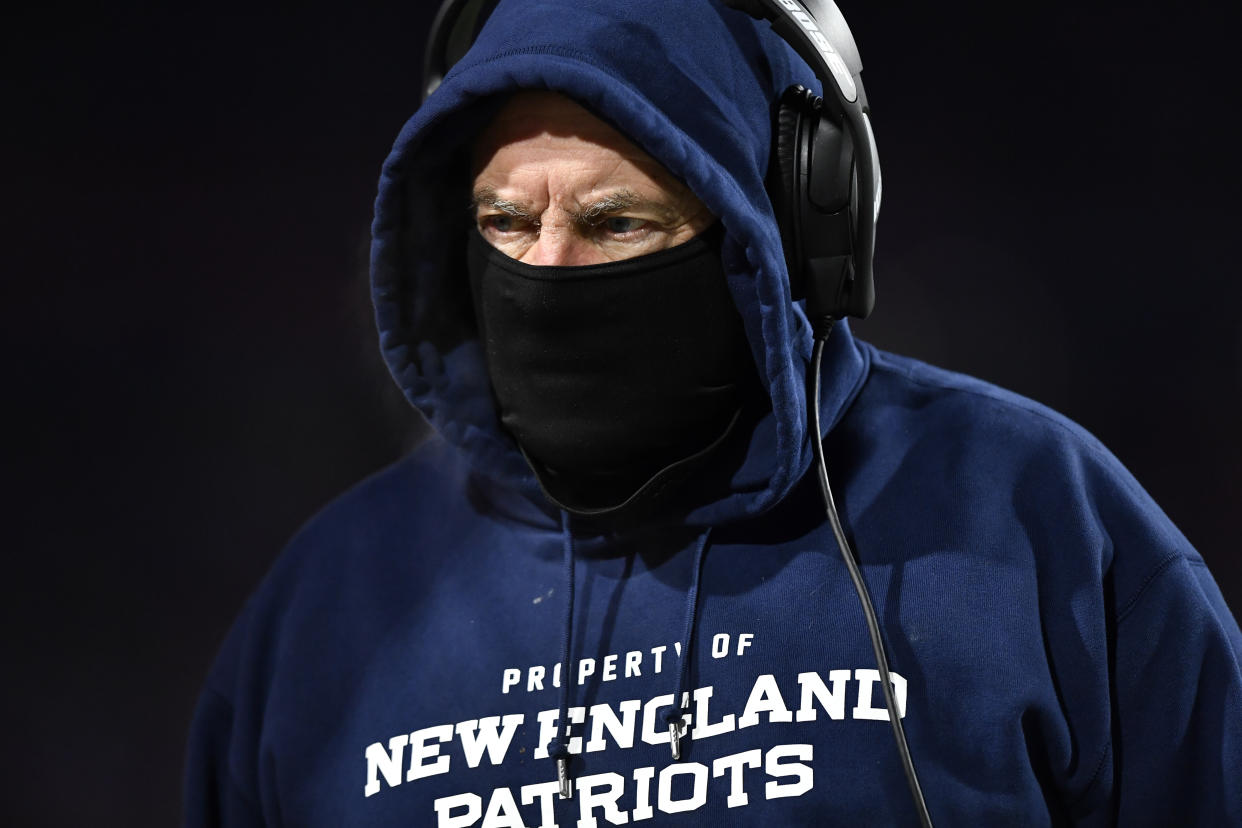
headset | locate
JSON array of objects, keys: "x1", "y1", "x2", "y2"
[
  {"x1": 423, "y1": 0, "x2": 879, "y2": 323},
  {"x1": 422, "y1": 2, "x2": 931, "y2": 824}
]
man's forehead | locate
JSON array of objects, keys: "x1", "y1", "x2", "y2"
[{"x1": 470, "y1": 90, "x2": 690, "y2": 195}]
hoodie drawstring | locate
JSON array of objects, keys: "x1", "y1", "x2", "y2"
[
  {"x1": 550, "y1": 511, "x2": 577, "y2": 799},
  {"x1": 663, "y1": 527, "x2": 713, "y2": 761},
  {"x1": 549, "y1": 519, "x2": 715, "y2": 798}
]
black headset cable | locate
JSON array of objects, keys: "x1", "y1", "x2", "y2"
[{"x1": 812, "y1": 320, "x2": 934, "y2": 828}]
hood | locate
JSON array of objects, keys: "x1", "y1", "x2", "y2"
[{"x1": 370, "y1": 0, "x2": 868, "y2": 527}]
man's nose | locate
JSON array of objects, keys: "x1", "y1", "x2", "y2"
[{"x1": 521, "y1": 226, "x2": 600, "y2": 266}]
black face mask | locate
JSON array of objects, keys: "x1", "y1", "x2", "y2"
[{"x1": 466, "y1": 224, "x2": 758, "y2": 514}]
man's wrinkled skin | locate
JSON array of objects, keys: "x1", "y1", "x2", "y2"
[{"x1": 472, "y1": 90, "x2": 716, "y2": 265}]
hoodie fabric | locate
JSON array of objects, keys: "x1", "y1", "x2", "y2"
[{"x1": 184, "y1": 1, "x2": 1242, "y2": 825}]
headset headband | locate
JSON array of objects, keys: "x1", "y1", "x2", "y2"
[{"x1": 423, "y1": 0, "x2": 500, "y2": 99}]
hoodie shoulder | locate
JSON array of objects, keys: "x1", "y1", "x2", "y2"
[
  {"x1": 861, "y1": 343, "x2": 1150, "y2": 473},
  {"x1": 201, "y1": 440, "x2": 474, "y2": 674},
  {"x1": 849, "y1": 342, "x2": 1201, "y2": 586},
  {"x1": 864, "y1": 344, "x2": 1115, "y2": 456}
]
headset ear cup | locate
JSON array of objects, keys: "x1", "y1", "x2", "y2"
[
  {"x1": 772, "y1": 101, "x2": 800, "y2": 219},
  {"x1": 770, "y1": 87, "x2": 810, "y2": 299},
  {"x1": 770, "y1": 85, "x2": 867, "y2": 318}
]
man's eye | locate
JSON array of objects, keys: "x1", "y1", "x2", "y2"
[
  {"x1": 481, "y1": 214, "x2": 520, "y2": 233},
  {"x1": 603, "y1": 217, "x2": 646, "y2": 234}
]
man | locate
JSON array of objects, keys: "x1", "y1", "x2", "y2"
[{"x1": 185, "y1": 0, "x2": 1242, "y2": 825}]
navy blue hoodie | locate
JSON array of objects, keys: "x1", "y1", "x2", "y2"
[{"x1": 185, "y1": 1, "x2": 1242, "y2": 824}]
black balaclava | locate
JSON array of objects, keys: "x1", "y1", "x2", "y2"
[{"x1": 466, "y1": 223, "x2": 760, "y2": 515}]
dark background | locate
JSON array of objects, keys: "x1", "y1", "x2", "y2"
[{"x1": 6, "y1": 1, "x2": 1239, "y2": 825}]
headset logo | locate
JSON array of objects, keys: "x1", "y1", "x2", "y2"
[{"x1": 775, "y1": 0, "x2": 858, "y2": 102}]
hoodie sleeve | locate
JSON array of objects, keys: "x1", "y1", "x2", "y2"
[
  {"x1": 902, "y1": 359, "x2": 1242, "y2": 824},
  {"x1": 1107, "y1": 551, "x2": 1242, "y2": 824},
  {"x1": 183, "y1": 581, "x2": 274, "y2": 828},
  {"x1": 1039, "y1": 442, "x2": 1242, "y2": 824},
  {"x1": 184, "y1": 686, "x2": 267, "y2": 828}
]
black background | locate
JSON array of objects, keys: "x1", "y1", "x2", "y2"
[{"x1": 6, "y1": 2, "x2": 1240, "y2": 824}]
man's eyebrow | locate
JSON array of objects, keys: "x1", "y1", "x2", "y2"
[
  {"x1": 470, "y1": 186, "x2": 681, "y2": 225},
  {"x1": 570, "y1": 190, "x2": 679, "y2": 225},
  {"x1": 470, "y1": 187, "x2": 538, "y2": 220}
]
